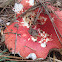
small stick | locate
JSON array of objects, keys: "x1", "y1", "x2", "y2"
[
  {"x1": 14, "y1": 13, "x2": 17, "y2": 56},
  {"x1": 14, "y1": 32, "x2": 17, "y2": 56},
  {"x1": 53, "y1": 52, "x2": 55, "y2": 62},
  {"x1": 4, "y1": 24, "x2": 9, "y2": 35},
  {"x1": 34, "y1": 7, "x2": 43, "y2": 24},
  {"x1": 4, "y1": 32, "x2": 21, "y2": 35},
  {"x1": 0, "y1": 55, "x2": 25, "y2": 60},
  {"x1": 48, "y1": 57, "x2": 62, "y2": 62},
  {"x1": 0, "y1": 15, "x2": 8, "y2": 17},
  {"x1": 4, "y1": 58, "x2": 36, "y2": 62},
  {"x1": 24, "y1": 46, "x2": 36, "y2": 51}
]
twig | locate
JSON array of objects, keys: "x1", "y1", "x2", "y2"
[
  {"x1": 34, "y1": 6, "x2": 43, "y2": 24},
  {"x1": 0, "y1": 55, "x2": 25, "y2": 60},
  {"x1": 14, "y1": 32, "x2": 17, "y2": 56},
  {"x1": 48, "y1": 57, "x2": 62, "y2": 62},
  {"x1": 4, "y1": 32, "x2": 21, "y2": 35},
  {"x1": 4, "y1": 58, "x2": 36, "y2": 62},
  {"x1": 53, "y1": 52, "x2": 55, "y2": 62},
  {"x1": 14, "y1": 13, "x2": 17, "y2": 56},
  {"x1": 24, "y1": 46, "x2": 36, "y2": 51},
  {"x1": 0, "y1": 15, "x2": 8, "y2": 17},
  {"x1": 4, "y1": 24, "x2": 9, "y2": 35},
  {"x1": 0, "y1": 0, "x2": 13, "y2": 14}
]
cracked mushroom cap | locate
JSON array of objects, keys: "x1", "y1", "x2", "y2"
[
  {"x1": 4, "y1": 0, "x2": 62, "y2": 60},
  {"x1": 4, "y1": 12, "x2": 62, "y2": 60}
]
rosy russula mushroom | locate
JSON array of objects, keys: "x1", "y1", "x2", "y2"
[{"x1": 4, "y1": 0, "x2": 62, "y2": 60}]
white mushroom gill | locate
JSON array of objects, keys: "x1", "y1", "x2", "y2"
[
  {"x1": 13, "y1": 3, "x2": 23, "y2": 13},
  {"x1": 26, "y1": 53, "x2": 37, "y2": 60}
]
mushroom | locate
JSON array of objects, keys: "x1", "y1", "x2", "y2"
[
  {"x1": 4, "y1": 13, "x2": 62, "y2": 60},
  {"x1": 4, "y1": 0, "x2": 62, "y2": 60}
]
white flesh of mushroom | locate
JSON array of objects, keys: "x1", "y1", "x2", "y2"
[
  {"x1": 23, "y1": 18, "x2": 29, "y2": 28},
  {"x1": 31, "y1": 37, "x2": 37, "y2": 42},
  {"x1": 26, "y1": 0, "x2": 34, "y2": 6},
  {"x1": 29, "y1": 0, "x2": 34, "y2": 6},
  {"x1": 26, "y1": 53, "x2": 37, "y2": 60},
  {"x1": 13, "y1": 3, "x2": 23, "y2": 13},
  {"x1": 41, "y1": 42, "x2": 47, "y2": 48}
]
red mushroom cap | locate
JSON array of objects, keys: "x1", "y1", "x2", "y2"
[
  {"x1": 4, "y1": 0, "x2": 62, "y2": 60},
  {"x1": 4, "y1": 13, "x2": 62, "y2": 60}
]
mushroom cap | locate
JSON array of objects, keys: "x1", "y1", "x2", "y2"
[
  {"x1": 4, "y1": 0, "x2": 62, "y2": 60},
  {"x1": 4, "y1": 13, "x2": 62, "y2": 59}
]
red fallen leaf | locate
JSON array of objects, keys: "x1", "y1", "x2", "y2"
[{"x1": 4, "y1": 0, "x2": 62, "y2": 60}]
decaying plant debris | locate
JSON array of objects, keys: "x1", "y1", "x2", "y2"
[{"x1": 0, "y1": 0, "x2": 62, "y2": 62}]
